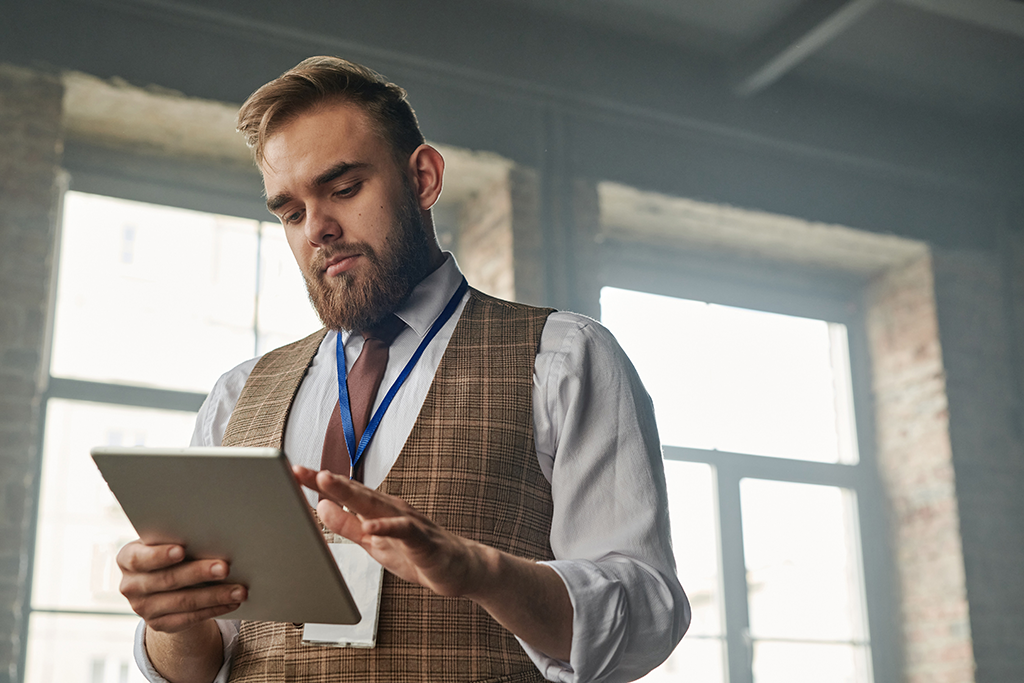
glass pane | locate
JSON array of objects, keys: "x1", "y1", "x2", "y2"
[
  {"x1": 640, "y1": 462, "x2": 725, "y2": 681},
  {"x1": 600, "y1": 287, "x2": 857, "y2": 463},
  {"x1": 51, "y1": 192, "x2": 259, "y2": 392},
  {"x1": 752, "y1": 641, "x2": 872, "y2": 683},
  {"x1": 638, "y1": 636, "x2": 726, "y2": 683},
  {"x1": 741, "y1": 479, "x2": 869, "y2": 643},
  {"x1": 31, "y1": 400, "x2": 196, "y2": 612},
  {"x1": 25, "y1": 613, "x2": 148, "y2": 683},
  {"x1": 255, "y1": 222, "x2": 322, "y2": 355},
  {"x1": 665, "y1": 461, "x2": 723, "y2": 636}
]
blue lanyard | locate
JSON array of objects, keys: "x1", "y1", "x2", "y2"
[{"x1": 335, "y1": 277, "x2": 469, "y2": 476}]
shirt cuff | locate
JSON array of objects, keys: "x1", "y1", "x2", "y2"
[
  {"x1": 134, "y1": 619, "x2": 240, "y2": 683},
  {"x1": 517, "y1": 558, "x2": 688, "y2": 683},
  {"x1": 514, "y1": 561, "x2": 576, "y2": 683}
]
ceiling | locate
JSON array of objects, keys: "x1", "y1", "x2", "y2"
[
  {"x1": 496, "y1": 0, "x2": 1024, "y2": 123},
  {"x1": 2, "y1": 0, "x2": 1021, "y2": 245}
]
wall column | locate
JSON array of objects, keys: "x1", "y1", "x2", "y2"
[
  {"x1": 931, "y1": 245, "x2": 1024, "y2": 683},
  {"x1": 865, "y1": 254, "x2": 976, "y2": 683},
  {"x1": 0, "y1": 63, "x2": 63, "y2": 683}
]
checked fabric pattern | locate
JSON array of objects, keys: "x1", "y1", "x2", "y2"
[{"x1": 223, "y1": 288, "x2": 557, "y2": 683}]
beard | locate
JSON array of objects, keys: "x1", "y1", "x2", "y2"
[{"x1": 303, "y1": 183, "x2": 435, "y2": 332}]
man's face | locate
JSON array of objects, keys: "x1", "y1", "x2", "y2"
[{"x1": 261, "y1": 101, "x2": 435, "y2": 331}]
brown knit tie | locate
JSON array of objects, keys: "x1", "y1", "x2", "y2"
[{"x1": 321, "y1": 315, "x2": 406, "y2": 483}]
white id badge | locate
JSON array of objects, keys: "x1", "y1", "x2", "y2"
[{"x1": 303, "y1": 538, "x2": 384, "y2": 648}]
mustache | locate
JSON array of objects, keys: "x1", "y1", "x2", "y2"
[{"x1": 310, "y1": 242, "x2": 375, "y2": 272}]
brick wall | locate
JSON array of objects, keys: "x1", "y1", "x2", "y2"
[
  {"x1": 457, "y1": 173, "x2": 516, "y2": 301},
  {"x1": 865, "y1": 254, "x2": 976, "y2": 683},
  {"x1": 570, "y1": 178, "x2": 601, "y2": 320},
  {"x1": 453, "y1": 165, "x2": 554, "y2": 310},
  {"x1": 0, "y1": 64, "x2": 63, "y2": 683},
  {"x1": 931, "y1": 246, "x2": 1024, "y2": 683},
  {"x1": 508, "y1": 167, "x2": 546, "y2": 308}
]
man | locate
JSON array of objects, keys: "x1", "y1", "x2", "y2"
[{"x1": 117, "y1": 56, "x2": 689, "y2": 683}]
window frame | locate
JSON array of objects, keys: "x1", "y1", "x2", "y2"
[
  {"x1": 20, "y1": 143, "x2": 272, "y2": 679},
  {"x1": 598, "y1": 238, "x2": 898, "y2": 683}
]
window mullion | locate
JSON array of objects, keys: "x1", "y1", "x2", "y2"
[
  {"x1": 716, "y1": 464, "x2": 753, "y2": 683},
  {"x1": 46, "y1": 377, "x2": 206, "y2": 413}
]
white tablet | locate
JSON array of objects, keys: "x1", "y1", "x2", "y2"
[{"x1": 91, "y1": 446, "x2": 360, "y2": 625}]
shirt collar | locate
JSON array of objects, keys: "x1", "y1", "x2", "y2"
[
  {"x1": 393, "y1": 252, "x2": 464, "y2": 338},
  {"x1": 337, "y1": 252, "x2": 464, "y2": 343}
]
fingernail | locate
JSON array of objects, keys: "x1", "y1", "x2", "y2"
[
  {"x1": 211, "y1": 563, "x2": 227, "y2": 578},
  {"x1": 231, "y1": 588, "x2": 245, "y2": 602},
  {"x1": 168, "y1": 547, "x2": 184, "y2": 561}
]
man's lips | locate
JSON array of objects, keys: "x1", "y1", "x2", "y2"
[{"x1": 323, "y1": 253, "x2": 360, "y2": 277}]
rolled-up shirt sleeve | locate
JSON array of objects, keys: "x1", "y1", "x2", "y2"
[{"x1": 521, "y1": 314, "x2": 690, "y2": 682}]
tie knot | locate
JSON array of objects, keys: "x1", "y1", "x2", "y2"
[{"x1": 360, "y1": 314, "x2": 405, "y2": 347}]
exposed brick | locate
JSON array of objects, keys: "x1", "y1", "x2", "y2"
[
  {"x1": 457, "y1": 173, "x2": 516, "y2": 301},
  {"x1": 930, "y1": 246, "x2": 1024, "y2": 683},
  {"x1": 509, "y1": 167, "x2": 546, "y2": 307},
  {"x1": 866, "y1": 253, "x2": 977, "y2": 683},
  {"x1": 0, "y1": 62, "x2": 62, "y2": 681}
]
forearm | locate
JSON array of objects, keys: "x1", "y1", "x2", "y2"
[
  {"x1": 304, "y1": 470, "x2": 575, "y2": 660},
  {"x1": 464, "y1": 544, "x2": 574, "y2": 662},
  {"x1": 145, "y1": 621, "x2": 224, "y2": 683}
]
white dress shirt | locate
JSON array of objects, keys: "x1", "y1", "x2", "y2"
[{"x1": 135, "y1": 254, "x2": 689, "y2": 683}]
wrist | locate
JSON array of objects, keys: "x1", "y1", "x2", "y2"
[
  {"x1": 460, "y1": 541, "x2": 504, "y2": 602},
  {"x1": 146, "y1": 620, "x2": 224, "y2": 683}
]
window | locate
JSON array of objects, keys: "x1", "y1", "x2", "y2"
[
  {"x1": 24, "y1": 191, "x2": 320, "y2": 682},
  {"x1": 601, "y1": 287, "x2": 880, "y2": 683}
]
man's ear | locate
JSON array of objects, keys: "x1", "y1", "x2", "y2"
[{"x1": 407, "y1": 144, "x2": 445, "y2": 211}]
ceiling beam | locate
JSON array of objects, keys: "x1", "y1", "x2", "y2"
[
  {"x1": 732, "y1": 0, "x2": 881, "y2": 97},
  {"x1": 895, "y1": 0, "x2": 1024, "y2": 39}
]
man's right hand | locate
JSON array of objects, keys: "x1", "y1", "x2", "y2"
[{"x1": 117, "y1": 540, "x2": 247, "y2": 632}]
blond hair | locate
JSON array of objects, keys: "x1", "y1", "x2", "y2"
[{"x1": 237, "y1": 56, "x2": 424, "y2": 165}]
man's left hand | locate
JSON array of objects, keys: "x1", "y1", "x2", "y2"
[
  {"x1": 291, "y1": 465, "x2": 574, "y2": 661},
  {"x1": 292, "y1": 465, "x2": 488, "y2": 599}
]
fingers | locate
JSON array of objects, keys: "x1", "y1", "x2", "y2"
[
  {"x1": 314, "y1": 469, "x2": 408, "y2": 519},
  {"x1": 317, "y1": 500, "x2": 427, "y2": 550},
  {"x1": 146, "y1": 601, "x2": 243, "y2": 633},
  {"x1": 294, "y1": 466, "x2": 411, "y2": 520},
  {"x1": 117, "y1": 540, "x2": 188, "y2": 573},
  {"x1": 139, "y1": 584, "x2": 247, "y2": 633},
  {"x1": 316, "y1": 500, "x2": 366, "y2": 542},
  {"x1": 362, "y1": 516, "x2": 420, "y2": 539},
  {"x1": 117, "y1": 539, "x2": 247, "y2": 633},
  {"x1": 122, "y1": 556, "x2": 226, "y2": 594},
  {"x1": 292, "y1": 465, "x2": 322, "y2": 493}
]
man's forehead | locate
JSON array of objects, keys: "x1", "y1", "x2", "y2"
[
  {"x1": 263, "y1": 103, "x2": 379, "y2": 159},
  {"x1": 259, "y1": 105, "x2": 386, "y2": 184}
]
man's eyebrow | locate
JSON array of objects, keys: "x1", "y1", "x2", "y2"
[
  {"x1": 265, "y1": 162, "x2": 369, "y2": 214},
  {"x1": 266, "y1": 193, "x2": 292, "y2": 213},
  {"x1": 312, "y1": 161, "x2": 368, "y2": 188}
]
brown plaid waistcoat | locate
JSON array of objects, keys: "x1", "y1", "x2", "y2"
[{"x1": 221, "y1": 288, "x2": 557, "y2": 683}]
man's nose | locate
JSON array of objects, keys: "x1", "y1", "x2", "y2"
[{"x1": 305, "y1": 205, "x2": 341, "y2": 245}]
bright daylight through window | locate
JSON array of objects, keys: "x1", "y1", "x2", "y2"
[
  {"x1": 27, "y1": 189, "x2": 876, "y2": 683},
  {"x1": 25, "y1": 192, "x2": 320, "y2": 683},
  {"x1": 602, "y1": 286, "x2": 872, "y2": 683}
]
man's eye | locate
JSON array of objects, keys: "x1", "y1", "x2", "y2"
[
  {"x1": 335, "y1": 183, "x2": 360, "y2": 198},
  {"x1": 283, "y1": 211, "x2": 302, "y2": 224}
]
